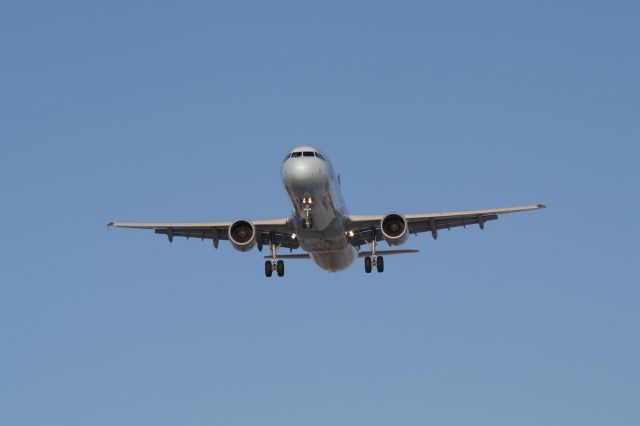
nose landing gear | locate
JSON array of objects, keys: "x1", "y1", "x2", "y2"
[
  {"x1": 363, "y1": 233, "x2": 384, "y2": 274},
  {"x1": 301, "y1": 197, "x2": 313, "y2": 229}
]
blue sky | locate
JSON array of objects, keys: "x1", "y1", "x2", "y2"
[{"x1": 1, "y1": 1, "x2": 639, "y2": 425}]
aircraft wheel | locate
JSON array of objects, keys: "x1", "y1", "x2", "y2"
[
  {"x1": 276, "y1": 260, "x2": 285, "y2": 277},
  {"x1": 265, "y1": 261, "x2": 273, "y2": 277},
  {"x1": 364, "y1": 256, "x2": 372, "y2": 273},
  {"x1": 376, "y1": 256, "x2": 384, "y2": 273}
]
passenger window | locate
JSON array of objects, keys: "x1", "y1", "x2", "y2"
[
  {"x1": 303, "y1": 151, "x2": 315, "y2": 157},
  {"x1": 291, "y1": 152, "x2": 302, "y2": 157},
  {"x1": 315, "y1": 153, "x2": 324, "y2": 160}
]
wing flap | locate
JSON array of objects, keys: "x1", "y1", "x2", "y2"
[
  {"x1": 405, "y1": 204, "x2": 546, "y2": 220},
  {"x1": 347, "y1": 204, "x2": 545, "y2": 247},
  {"x1": 409, "y1": 214, "x2": 498, "y2": 233},
  {"x1": 108, "y1": 218, "x2": 298, "y2": 249}
]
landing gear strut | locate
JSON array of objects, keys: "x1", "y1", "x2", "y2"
[
  {"x1": 364, "y1": 233, "x2": 384, "y2": 274},
  {"x1": 264, "y1": 238, "x2": 285, "y2": 278},
  {"x1": 301, "y1": 197, "x2": 313, "y2": 229}
]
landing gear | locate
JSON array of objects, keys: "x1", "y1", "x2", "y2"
[
  {"x1": 363, "y1": 256, "x2": 384, "y2": 273},
  {"x1": 265, "y1": 238, "x2": 285, "y2": 278},
  {"x1": 363, "y1": 233, "x2": 385, "y2": 273},
  {"x1": 301, "y1": 197, "x2": 313, "y2": 229},
  {"x1": 365, "y1": 256, "x2": 372, "y2": 273}
]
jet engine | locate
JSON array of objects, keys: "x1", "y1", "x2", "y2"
[
  {"x1": 380, "y1": 213, "x2": 409, "y2": 246},
  {"x1": 228, "y1": 219, "x2": 257, "y2": 252}
]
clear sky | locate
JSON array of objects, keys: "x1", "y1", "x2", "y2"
[{"x1": 1, "y1": 1, "x2": 639, "y2": 425}]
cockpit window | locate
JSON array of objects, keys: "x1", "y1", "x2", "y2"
[
  {"x1": 283, "y1": 154, "x2": 291, "y2": 162},
  {"x1": 289, "y1": 151, "x2": 323, "y2": 159}
]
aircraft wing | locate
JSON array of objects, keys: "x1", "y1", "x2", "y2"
[
  {"x1": 346, "y1": 204, "x2": 545, "y2": 247},
  {"x1": 107, "y1": 217, "x2": 299, "y2": 250}
]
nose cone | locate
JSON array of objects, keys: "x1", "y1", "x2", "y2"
[{"x1": 282, "y1": 157, "x2": 327, "y2": 191}]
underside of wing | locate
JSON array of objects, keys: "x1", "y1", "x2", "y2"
[
  {"x1": 347, "y1": 204, "x2": 545, "y2": 247},
  {"x1": 108, "y1": 217, "x2": 299, "y2": 250}
]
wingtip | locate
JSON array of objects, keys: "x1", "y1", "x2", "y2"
[
  {"x1": 537, "y1": 204, "x2": 547, "y2": 209},
  {"x1": 107, "y1": 222, "x2": 114, "y2": 228}
]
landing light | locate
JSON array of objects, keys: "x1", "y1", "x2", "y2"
[
  {"x1": 291, "y1": 233, "x2": 297, "y2": 239},
  {"x1": 348, "y1": 231, "x2": 354, "y2": 237}
]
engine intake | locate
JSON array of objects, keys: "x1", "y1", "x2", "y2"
[
  {"x1": 381, "y1": 213, "x2": 409, "y2": 246},
  {"x1": 229, "y1": 219, "x2": 257, "y2": 252}
]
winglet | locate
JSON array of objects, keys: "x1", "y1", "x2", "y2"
[
  {"x1": 537, "y1": 204, "x2": 547, "y2": 209},
  {"x1": 107, "y1": 222, "x2": 114, "y2": 228}
]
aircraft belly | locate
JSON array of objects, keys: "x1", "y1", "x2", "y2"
[
  {"x1": 297, "y1": 216, "x2": 356, "y2": 271},
  {"x1": 310, "y1": 189, "x2": 336, "y2": 230},
  {"x1": 299, "y1": 235, "x2": 347, "y2": 252},
  {"x1": 311, "y1": 246, "x2": 357, "y2": 272},
  {"x1": 297, "y1": 213, "x2": 348, "y2": 251}
]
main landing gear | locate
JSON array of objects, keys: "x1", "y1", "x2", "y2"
[
  {"x1": 265, "y1": 260, "x2": 284, "y2": 277},
  {"x1": 364, "y1": 234, "x2": 384, "y2": 274},
  {"x1": 265, "y1": 240, "x2": 285, "y2": 278}
]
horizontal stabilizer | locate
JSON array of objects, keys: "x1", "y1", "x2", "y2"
[
  {"x1": 263, "y1": 254, "x2": 311, "y2": 260},
  {"x1": 358, "y1": 249, "x2": 419, "y2": 258}
]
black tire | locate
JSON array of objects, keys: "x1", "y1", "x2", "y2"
[
  {"x1": 364, "y1": 256, "x2": 372, "y2": 273},
  {"x1": 376, "y1": 256, "x2": 384, "y2": 273},
  {"x1": 276, "y1": 260, "x2": 285, "y2": 277},
  {"x1": 265, "y1": 261, "x2": 273, "y2": 277}
]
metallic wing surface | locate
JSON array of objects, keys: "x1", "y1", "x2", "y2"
[
  {"x1": 346, "y1": 204, "x2": 545, "y2": 247},
  {"x1": 108, "y1": 218, "x2": 298, "y2": 250}
]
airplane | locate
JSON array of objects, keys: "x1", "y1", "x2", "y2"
[{"x1": 108, "y1": 146, "x2": 545, "y2": 277}]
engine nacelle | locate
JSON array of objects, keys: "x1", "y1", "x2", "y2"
[
  {"x1": 228, "y1": 219, "x2": 257, "y2": 252},
  {"x1": 380, "y1": 213, "x2": 409, "y2": 246}
]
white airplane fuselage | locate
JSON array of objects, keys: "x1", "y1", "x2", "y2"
[{"x1": 281, "y1": 147, "x2": 357, "y2": 272}]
